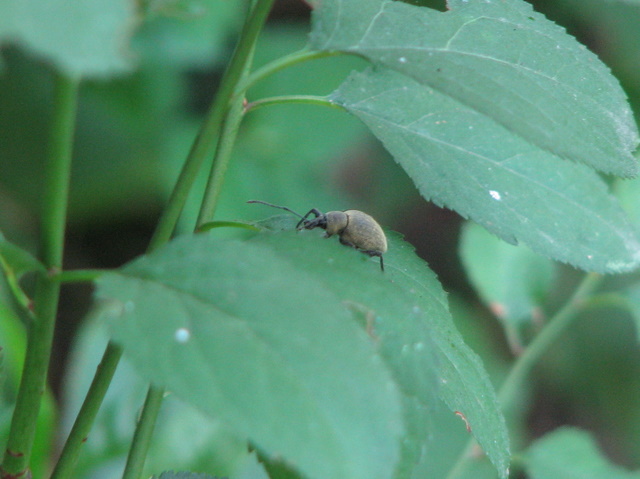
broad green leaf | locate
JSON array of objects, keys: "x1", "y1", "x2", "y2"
[
  {"x1": 254, "y1": 223, "x2": 440, "y2": 409},
  {"x1": 251, "y1": 224, "x2": 441, "y2": 476},
  {"x1": 311, "y1": 0, "x2": 639, "y2": 176},
  {"x1": 331, "y1": 67, "x2": 640, "y2": 273},
  {"x1": 0, "y1": 0, "x2": 136, "y2": 77},
  {"x1": 459, "y1": 221, "x2": 555, "y2": 349},
  {"x1": 525, "y1": 427, "x2": 640, "y2": 478},
  {"x1": 96, "y1": 232, "x2": 404, "y2": 479},
  {"x1": 248, "y1": 217, "x2": 508, "y2": 477}
]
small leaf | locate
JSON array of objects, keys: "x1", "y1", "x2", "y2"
[
  {"x1": 311, "y1": 0, "x2": 639, "y2": 176},
  {"x1": 331, "y1": 67, "x2": 640, "y2": 273},
  {"x1": 0, "y1": 232, "x2": 44, "y2": 313},
  {"x1": 97, "y1": 232, "x2": 404, "y2": 479},
  {"x1": 459, "y1": 221, "x2": 555, "y2": 349},
  {"x1": 0, "y1": 232, "x2": 45, "y2": 278},
  {"x1": 0, "y1": 0, "x2": 136, "y2": 77},
  {"x1": 525, "y1": 427, "x2": 640, "y2": 478}
]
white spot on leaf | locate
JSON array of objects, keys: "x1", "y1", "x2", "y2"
[
  {"x1": 489, "y1": 190, "x2": 501, "y2": 200},
  {"x1": 175, "y1": 327, "x2": 191, "y2": 343}
]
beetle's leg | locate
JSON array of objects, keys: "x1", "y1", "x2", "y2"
[
  {"x1": 339, "y1": 237, "x2": 356, "y2": 248},
  {"x1": 296, "y1": 208, "x2": 321, "y2": 229},
  {"x1": 361, "y1": 250, "x2": 385, "y2": 272}
]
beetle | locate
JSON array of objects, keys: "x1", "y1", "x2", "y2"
[{"x1": 248, "y1": 200, "x2": 388, "y2": 271}]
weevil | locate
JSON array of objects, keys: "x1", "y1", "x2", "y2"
[{"x1": 248, "y1": 200, "x2": 388, "y2": 271}]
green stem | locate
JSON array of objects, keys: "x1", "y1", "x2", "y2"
[
  {"x1": 1, "y1": 73, "x2": 78, "y2": 478},
  {"x1": 196, "y1": 92, "x2": 247, "y2": 226},
  {"x1": 50, "y1": 343, "x2": 123, "y2": 479},
  {"x1": 446, "y1": 272, "x2": 604, "y2": 479},
  {"x1": 121, "y1": 2, "x2": 277, "y2": 478},
  {"x1": 236, "y1": 48, "x2": 342, "y2": 95},
  {"x1": 53, "y1": 269, "x2": 106, "y2": 283},
  {"x1": 149, "y1": 0, "x2": 275, "y2": 250},
  {"x1": 498, "y1": 273, "x2": 602, "y2": 413},
  {"x1": 245, "y1": 95, "x2": 341, "y2": 114},
  {"x1": 121, "y1": 386, "x2": 165, "y2": 479}
]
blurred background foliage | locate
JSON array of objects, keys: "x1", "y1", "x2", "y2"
[{"x1": 1, "y1": 0, "x2": 640, "y2": 477}]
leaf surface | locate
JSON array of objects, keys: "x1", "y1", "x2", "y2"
[
  {"x1": 0, "y1": 0, "x2": 136, "y2": 76},
  {"x1": 384, "y1": 232, "x2": 510, "y2": 478},
  {"x1": 331, "y1": 68, "x2": 640, "y2": 273},
  {"x1": 97, "y1": 232, "x2": 404, "y2": 479},
  {"x1": 96, "y1": 226, "x2": 509, "y2": 478},
  {"x1": 311, "y1": 0, "x2": 639, "y2": 176},
  {"x1": 525, "y1": 427, "x2": 640, "y2": 478}
]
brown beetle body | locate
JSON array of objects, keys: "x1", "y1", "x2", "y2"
[{"x1": 249, "y1": 201, "x2": 388, "y2": 271}]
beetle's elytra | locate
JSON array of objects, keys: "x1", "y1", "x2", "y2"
[{"x1": 248, "y1": 200, "x2": 388, "y2": 271}]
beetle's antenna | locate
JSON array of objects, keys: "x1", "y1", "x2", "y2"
[{"x1": 247, "y1": 200, "x2": 305, "y2": 220}]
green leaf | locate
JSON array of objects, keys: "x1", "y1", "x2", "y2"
[
  {"x1": 232, "y1": 452, "x2": 270, "y2": 479},
  {"x1": 0, "y1": 232, "x2": 44, "y2": 278},
  {"x1": 311, "y1": 0, "x2": 639, "y2": 176},
  {"x1": 96, "y1": 232, "x2": 404, "y2": 479},
  {"x1": 384, "y1": 232, "x2": 510, "y2": 478},
  {"x1": 525, "y1": 427, "x2": 640, "y2": 478},
  {"x1": 331, "y1": 67, "x2": 640, "y2": 273},
  {"x1": 248, "y1": 218, "x2": 509, "y2": 477},
  {"x1": 0, "y1": 232, "x2": 44, "y2": 313},
  {"x1": 459, "y1": 221, "x2": 555, "y2": 349},
  {"x1": 252, "y1": 226, "x2": 442, "y2": 476},
  {"x1": 0, "y1": 0, "x2": 137, "y2": 77},
  {"x1": 617, "y1": 177, "x2": 640, "y2": 230}
]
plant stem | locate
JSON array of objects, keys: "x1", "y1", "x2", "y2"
[
  {"x1": 120, "y1": 2, "x2": 277, "y2": 478},
  {"x1": 245, "y1": 94, "x2": 342, "y2": 113},
  {"x1": 50, "y1": 343, "x2": 123, "y2": 479},
  {"x1": 1, "y1": 73, "x2": 78, "y2": 478},
  {"x1": 446, "y1": 272, "x2": 603, "y2": 479},
  {"x1": 237, "y1": 48, "x2": 342, "y2": 94},
  {"x1": 53, "y1": 269, "x2": 106, "y2": 283},
  {"x1": 149, "y1": 0, "x2": 275, "y2": 249},
  {"x1": 196, "y1": 92, "x2": 247, "y2": 226},
  {"x1": 121, "y1": 386, "x2": 165, "y2": 479},
  {"x1": 498, "y1": 273, "x2": 602, "y2": 412}
]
